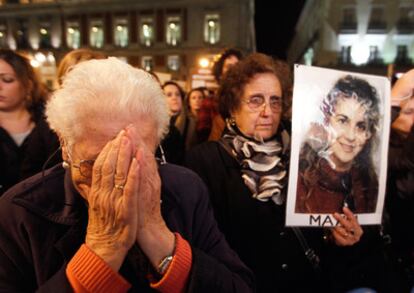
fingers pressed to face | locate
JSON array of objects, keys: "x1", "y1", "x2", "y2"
[
  {"x1": 90, "y1": 130, "x2": 124, "y2": 190},
  {"x1": 114, "y1": 135, "x2": 133, "y2": 187}
]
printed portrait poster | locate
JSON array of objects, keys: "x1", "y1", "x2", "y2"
[{"x1": 285, "y1": 65, "x2": 390, "y2": 227}]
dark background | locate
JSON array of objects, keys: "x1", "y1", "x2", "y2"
[{"x1": 255, "y1": 0, "x2": 306, "y2": 59}]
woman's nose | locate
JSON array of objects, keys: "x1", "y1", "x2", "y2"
[
  {"x1": 260, "y1": 102, "x2": 272, "y2": 116},
  {"x1": 344, "y1": 126, "x2": 356, "y2": 141}
]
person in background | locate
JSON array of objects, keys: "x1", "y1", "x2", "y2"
[
  {"x1": 0, "y1": 57, "x2": 254, "y2": 292},
  {"x1": 186, "y1": 53, "x2": 394, "y2": 292},
  {"x1": 197, "y1": 48, "x2": 243, "y2": 142},
  {"x1": 162, "y1": 81, "x2": 195, "y2": 153},
  {"x1": 0, "y1": 49, "x2": 60, "y2": 195},
  {"x1": 56, "y1": 48, "x2": 106, "y2": 86},
  {"x1": 384, "y1": 69, "x2": 414, "y2": 291},
  {"x1": 185, "y1": 87, "x2": 206, "y2": 148}
]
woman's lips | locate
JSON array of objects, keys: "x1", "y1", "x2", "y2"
[{"x1": 340, "y1": 142, "x2": 355, "y2": 153}]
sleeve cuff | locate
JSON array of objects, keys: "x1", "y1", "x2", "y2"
[
  {"x1": 150, "y1": 233, "x2": 193, "y2": 293},
  {"x1": 66, "y1": 244, "x2": 131, "y2": 293}
]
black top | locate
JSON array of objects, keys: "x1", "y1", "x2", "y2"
[
  {"x1": 186, "y1": 141, "x2": 397, "y2": 293},
  {"x1": 0, "y1": 115, "x2": 61, "y2": 196},
  {"x1": 0, "y1": 163, "x2": 254, "y2": 292}
]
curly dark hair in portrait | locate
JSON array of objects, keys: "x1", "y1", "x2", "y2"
[
  {"x1": 212, "y1": 48, "x2": 243, "y2": 83},
  {"x1": 0, "y1": 49, "x2": 48, "y2": 120},
  {"x1": 300, "y1": 75, "x2": 380, "y2": 195},
  {"x1": 217, "y1": 53, "x2": 291, "y2": 120}
]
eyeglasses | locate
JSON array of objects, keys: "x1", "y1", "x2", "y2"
[
  {"x1": 72, "y1": 159, "x2": 95, "y2": 178},
  {"x1": 243, "y1": 95, "x2": 282, "y2": 112}
]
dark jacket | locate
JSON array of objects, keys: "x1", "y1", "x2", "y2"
[
  {"x1": 0, "y1": 163, "x2": 254, "y2": 292},
  {"x1": 383, "y1": 106, "x2": 414, "y2": 288},
  {"x1": 0, "y1": 116, "x2": 61, "y2": 196},
  {"x1": 186, "y1": 141, "x2": 397, "y2": 293}
]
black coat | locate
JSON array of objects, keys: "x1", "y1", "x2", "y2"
[
  {"x1": 383, "y1": 107, "x2": 414, "y2": 288},
  {"x1": 186, "y1": 141, "x2": 397, "y2": 293},
  {"x1": 0, "y1": 163, "x2": 254, "y2": 292},
  {"x1": 0, "y1": 116, "x2": 61, "y2": 196}
]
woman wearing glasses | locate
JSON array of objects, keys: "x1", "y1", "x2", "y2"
[{"x1": 186, "y1": 54, "x2": 392, "y2": 292}]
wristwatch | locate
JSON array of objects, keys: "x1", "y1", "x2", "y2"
[{"x1": 157, "y1": 255, "x2": 174, "y2": 275}]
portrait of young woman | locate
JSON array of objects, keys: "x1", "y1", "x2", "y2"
[{"x1": 286, "y1": 66, "x2": 390, "y2": 226}]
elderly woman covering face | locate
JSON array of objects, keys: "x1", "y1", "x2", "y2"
[{"x1": 0, "y1": 58, "x2": 253, "y2": 292}]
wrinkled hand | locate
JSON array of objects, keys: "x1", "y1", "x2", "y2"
[
  {"x1": 331, "y1": 207, "x2": 363, "y2": 246},
  {"x1": 84, "y1": 130, "x2": 140, "y2": 271},
  {"x1": 126, "y1": 126, "x2": 175, "y2": 269}
]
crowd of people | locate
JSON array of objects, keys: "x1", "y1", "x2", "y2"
[{"x1": 0, "y1": 47, "x2": 412, "y2": 292}]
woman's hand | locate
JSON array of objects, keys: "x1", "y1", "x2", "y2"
[
  {"x1": 126, "y1": 126, "x2": 175, "y2": 270},
  {"x1": 331, "y1": 207, "x2": 363, "y2": 246},
  {"x1": 84, "y1": 129, "x2": 140, "y2": 271},
  {"x1": 391, "y1": 69, "x2": 414, "y2": 107}
]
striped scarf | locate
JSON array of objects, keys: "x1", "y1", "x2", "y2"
[{"x1": 219, "y1": 120, "x2": 288, "y2": 205}]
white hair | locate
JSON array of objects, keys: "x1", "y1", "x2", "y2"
[{"x1": 46, "y1": 57, "x2": 169, "y2": 148}]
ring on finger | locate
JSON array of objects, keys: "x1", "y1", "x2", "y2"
[{"x1": 114, "y1": 184, "x2": 125, "y2": 190}]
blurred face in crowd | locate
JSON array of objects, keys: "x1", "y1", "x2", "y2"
[
  {"x1": 163, "y1": 84, "x2": 183, "y2": 115},
  {"x1": 328, "y1": 96, "x2": 371, "y2": 171},
  {"x1": 392, "y1": 98, "x2": 414, "y2": 137},
  {"x1": 189, "y1": 90, "x2": 204, "y2": 115},
  {"x1": 222, "y1": 55, "x2": 240, "y2": 76},
  {"x1": 232, "y1": 73, "x2": 282, "y2": 140},
  {"x1": 0, "y1": 59, "x2": 27, "y2": 112}
]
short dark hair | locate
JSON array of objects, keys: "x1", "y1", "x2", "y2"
[
  {"x1": 212, "y1": 48, "x2": 243, "y2": 83},
  {"x1": 218, "y1": 53, "x2": 290, "y2": 119}
]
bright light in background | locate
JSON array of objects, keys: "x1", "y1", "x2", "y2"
[
  {"x1": 40, "y1": 28, "x2": 48, "y2": 35},
  {"x1": 116, "y1": 25, "x2": 123, "y2": 31},
  {"x1": 199, "y1": 58, "x2": 209, "y2": 68},
  {"x1": 395, "y1": 72, "x2": 404, "y2": 79},
  {"x1": 34, "y1": 52, "x2": 46, "y2": 63},
  {"x1": 30, "y1": 59, "x2": 40, "y2": 68},
  {"x1": 68, "y1": 27, "x2": 75, "y2": 34},
  {"x1": 47, "y1": 52, "x2": 55, "y2": 63},
  {"x1": 351, "y1": 41, "x2": 369, "y2": 65},
  {"x1": 92, "y1": 26, "x2": 98, "y2": 32}
]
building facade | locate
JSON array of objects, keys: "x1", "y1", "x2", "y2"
[
  {"x1": 287, "y1": 0, "x2": 414, "y2": 78},
  {"x1": 0, "y1": 0, "x2": 255, "y2": 88}
]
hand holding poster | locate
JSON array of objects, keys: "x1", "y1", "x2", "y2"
[{"x1": 286, "y1": 65, "x2": 390, "y2": 227}]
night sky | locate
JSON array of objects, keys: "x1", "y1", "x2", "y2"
[{"x1": 254, "y1": 0, "x2": 306, "y2": 60}]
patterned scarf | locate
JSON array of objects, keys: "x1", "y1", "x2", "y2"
[{"x1": 219, "y1": 120, "x2": 288, "y2": 205}]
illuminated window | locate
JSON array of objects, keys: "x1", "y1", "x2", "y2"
[
  {"x1": 368, "y1": 46, "x2": 380, "y2": 63},
  {"x1": 114, "y1": 18, "x2": 128, "y2": 47},
  {"x1": 90, "y1": 20, "x2": 104, "y2": 48},
  {"x1": 398, "y1": 6, "x2": 414, "y2": 33},
  {"x1": 167, "y1": 55, "x2": 180, "y2": 71},
  {"x1": 340, "y1": 6, "x2": 356, "y2": 32},
  {"x1": 340, "y1": 46, "x2": 351, "y2": 64},
  {"x1": 395, "y1": 45, "x2": 410, "y2": 64},
  {"x1": 66, "y1": 22, "x2": 80, "y2": 49},
  {"x1": 166, "y1": 16, "x2": 181, "y2": 46},
  {"x1": 140, "y1": 17, "x2": 154, "y2": 47},
  {"x1": 15, "y1": 19, "x2": 29, "y2": 49},
  {"x1": 368, "y1": 6, "x2": 386, "y2": 32},
  {"x1": 0, "y1": 25, "x2": 6, "y2": 48},
  {"x1": 141, "y1": 56, "x2": 154, "y2": 71},
  {"x1": 204, "y1": 14, "x2": 220, "y2": 44},
  {"x1": 39, "y1": 22, "x2": 51, "y2": 48}
]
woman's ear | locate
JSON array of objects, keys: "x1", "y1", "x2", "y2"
[{"x1": 58, "y1": 135, "x2": 69, "y2": 162}]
